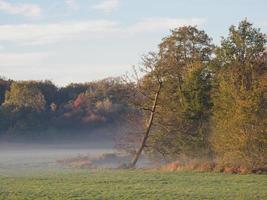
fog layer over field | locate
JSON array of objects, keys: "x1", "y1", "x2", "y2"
[
  {"x1": 0, "y1": 133, "x2": 117, "y2": 175},
  {"x1": 0, "y1": 130, "x2": 156, "y2": 176}
]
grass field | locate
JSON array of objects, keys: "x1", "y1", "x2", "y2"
[{"x1": 0, "y1": 170, "x2": 266, "y2": 200}]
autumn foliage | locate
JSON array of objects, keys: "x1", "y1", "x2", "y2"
[{"x1": 0, "y1": 20, "x2": 266, "y2": 172}]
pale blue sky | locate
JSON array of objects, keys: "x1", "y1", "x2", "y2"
[{"x1": 0, "y1": 0, "x2": 266, "y2": 86}]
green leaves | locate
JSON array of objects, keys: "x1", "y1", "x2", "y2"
[
  {"x1": 4, "y1": 82, "x2": 46, "y2": 112},
  {"x1": 144, "y1": 26, "x2": 214, "y2": 160}
]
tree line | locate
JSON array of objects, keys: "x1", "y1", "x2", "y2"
[
  {"x1": 0, "y1": 77, "x2": 134, "y2": 138},
  {"x1": 0, "y1": 19, "x2": 266, "y2": 170}
]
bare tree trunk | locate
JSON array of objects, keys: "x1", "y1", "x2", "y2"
[{"x1": 129, "y1": 82, "x2": 162, "y2": 168}]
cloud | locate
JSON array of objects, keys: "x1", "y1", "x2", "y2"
[
  {"x1": 0, "y1": 0, "x2": 41, "y2": 17},
  {"x1": 65, "y1": 0, "x2": 79, "y2": 10},
  {"x1": 0, "y1": 17, "x2": 206, "y2": 46},
  {"x1": 0, "y1": 52, "x2": 50, "y2": 67},
  {"x1": 0, "y1": 17, "x2": 206, "y2": 85},
  {"x1": 127, "y1": 18, "x2": 206, "y2": 33},
  {"x1": 0, "y1": 20, "x2": 119, "y2": 45},
  {"x1": 91, "y1": 0, "x2": 119, "y2": 12}
]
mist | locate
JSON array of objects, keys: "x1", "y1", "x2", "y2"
[
  {"x1": 0, "y1": 129, "x2": 116, "y2": 175},
  {"x1": 0, "y1": 126, "x2": 157, "y2": 176}
]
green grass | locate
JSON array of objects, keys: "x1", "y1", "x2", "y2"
[{"x1": 0, "y1": 170, "x2": 266, "y2": 200}]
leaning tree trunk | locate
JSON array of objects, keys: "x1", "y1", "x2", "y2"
[{"x1": 129, "y1": 82, "x2": 162, "y2": 168}]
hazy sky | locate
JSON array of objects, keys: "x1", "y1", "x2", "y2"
[{"x1": 0, "y1": 0, "x2": 266, "y2": 86}]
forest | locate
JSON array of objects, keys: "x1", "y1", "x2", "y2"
[{"x1": 0, "y1": 20, "x2": 266, "y2": 172}]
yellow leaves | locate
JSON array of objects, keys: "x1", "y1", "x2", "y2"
[
  {"x1": 3, "y1": 81, "x2": 46, "y2": 112},
  {"x1": 211, "y1": 66, "x2": 267, "y2": 167},
  {"x1": 95, "y1": 98, "x2": 113, "y2": 112}
]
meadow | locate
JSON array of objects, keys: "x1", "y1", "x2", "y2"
[{"x1": 0, "y1": 170, "x2": 266, "y2": 200}]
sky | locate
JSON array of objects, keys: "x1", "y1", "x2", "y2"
[{"x1": 0, "y1": 0, "x2": 266, "y2": 86}]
